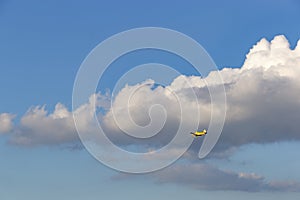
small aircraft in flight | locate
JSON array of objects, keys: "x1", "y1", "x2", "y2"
[{"x1": 190, "y1": 129, "x2": 207, "y2": 137}]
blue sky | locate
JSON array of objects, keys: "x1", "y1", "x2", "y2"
[{"x1": 1, "y1": 0, "x2": 300, "y2": 199}]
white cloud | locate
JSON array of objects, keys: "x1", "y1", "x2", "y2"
[
  {"x1": 10, "y1": 104, "x2": 76, "y2": 146},
  {"x1": 102, "y1": 35, "x2": 300, "y2": 153},
  {"x1": 242, "y1": 35, "x2": 300, "y2": 77},
  {"x1": 3, "y1": 35, "x2": 300, "y2": 151},
  {"x1": 213, "y1": 35, "x2": 300, "y2": 150},
  {"x1": 0, "y1": 113, "x2": 14, "y2": 134},
  {"x1": 8, "y1": 93, "x2": 110, "y2": 146},
  {"x1": 1, "y1": 34, "x2": 300, "y2": 192}
]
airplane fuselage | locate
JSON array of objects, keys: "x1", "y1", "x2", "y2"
[{"x1": 191, "y1": 130, "x2": 207, "y2": 137}]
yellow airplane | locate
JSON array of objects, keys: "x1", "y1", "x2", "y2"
[{"x1": 190, "y1": 129, "x2": 207, "y2": 137}]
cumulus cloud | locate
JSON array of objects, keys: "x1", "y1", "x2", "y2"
[
  {"x1": 10, "y1": 103, "x2": 77, "y2": 146},
  {"x1": 2, "y1": 35, "x2": 300, "y2": 151},
  {"x1": 101, "y1": 78, "x2": 197, "y2": 148},
  {"x1": 212, "y1": 35, "x2": 300, "y2": 150},
  {"x1": 0, "y1": 35, "x2": 300, "y2": 151},
  {"x1": 1, "y1": 34, "x2": 300, "y2": 192},
  {"x1": 0, "y1": 113, "x2": 14, "y2": 134},
  {"x1": 1, "y1": 34, "x2": 299, "y2": 149},
  {"x1": 7, "y1": 93, "x2": 110, "y2": 146},
  {"x1": 103, "y1": 35, "x2": 300, "y2": 192},
  {"x1": 103, "y1": 35, "x2": 300, "y2": 153}
]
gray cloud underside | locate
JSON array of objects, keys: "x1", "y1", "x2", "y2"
[
  {"x1": 155, "y1": 163, "x2": 300, "y2": 192},
  {"x1": 115, "y1": 162, "x2": 300, "y2": 192}
]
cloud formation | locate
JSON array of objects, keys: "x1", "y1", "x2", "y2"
[
  {"x1": 3, "y1": 35, "x2": 299, "y2": 149},
  {"x1": 1, "y1": 35, "x2": 300, "y2": 192},
  {"x1": 212, "y1": 35, "x2": 300, "y2": 150},
  {"x1": 6, "y1": 94, "x2": 110, "y2": 146},
  {"x1": 115, "y1": 161, "x2": 300, "y2": 192},
  {"x1": 152, "y1": 163, "x2": 300, "y2": 192},
  {"x1": 102, "y1": 35, "x2": 300, "y2": 152},
  {"x1": 9, "y1": 103, "x2": 77, "y2": 146}
]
